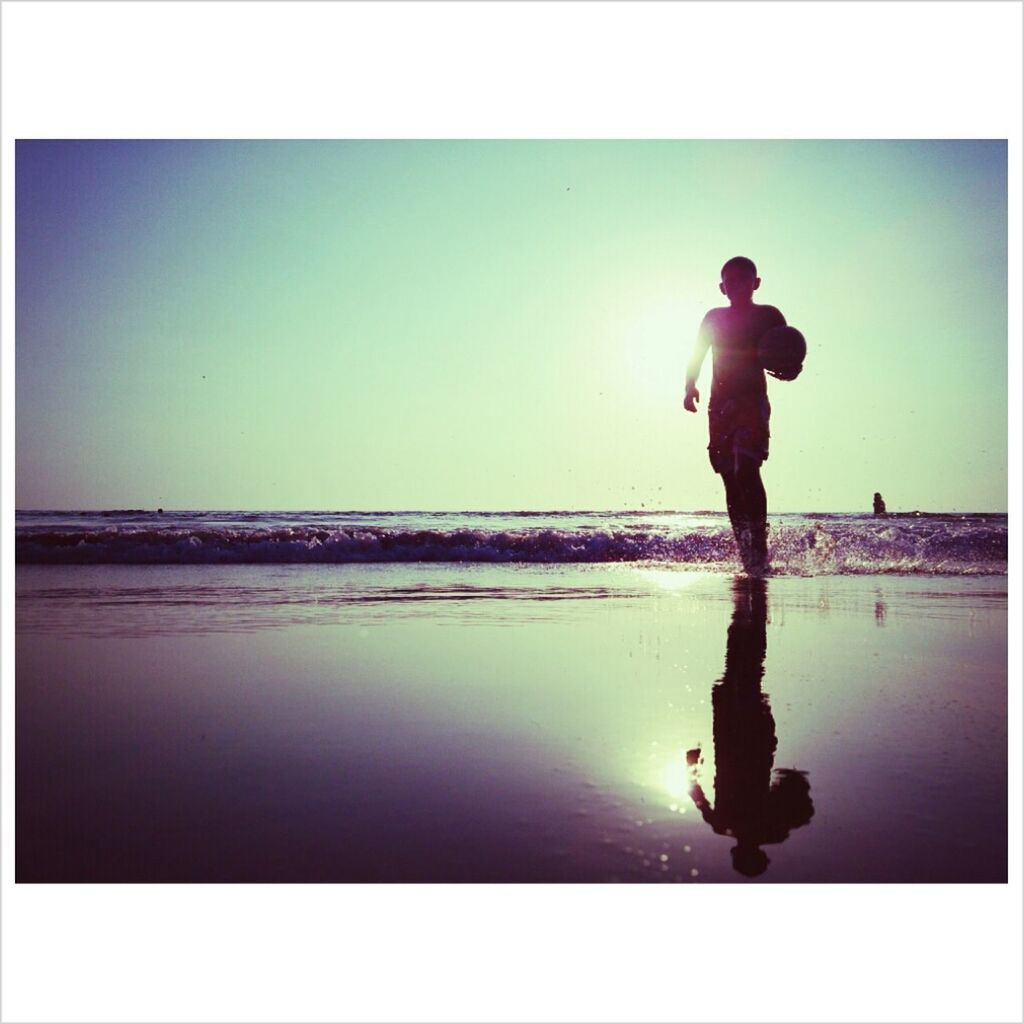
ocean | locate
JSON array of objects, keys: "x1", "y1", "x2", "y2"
[{"x1": 15, "y1": 509, "x2": 1008, "y2": 883}]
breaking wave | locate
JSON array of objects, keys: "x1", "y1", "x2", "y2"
[{"x1": 15, "y1": 516, "x2": 1007, "y2": 574}]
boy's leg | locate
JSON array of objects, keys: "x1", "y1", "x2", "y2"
[
  {"x1": 735, "y1": 457, "x2": 766, "y2": 524},
  {"x1": 735, "y1": 456, "x2": 768, "y2": 570},
  {"x1": 720, "y1": 466, "x2": 753, "y2": 570},
  {"x1": 720, "y1": 468, "x2": 744, "y2": 535},
  {"x1": 724, "y1": 456, "x2": 769, "y2": 572}
]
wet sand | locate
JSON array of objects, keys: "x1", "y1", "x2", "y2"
[{"x1": 16, "y1": 565, "x2": 1007, "y2": 882}]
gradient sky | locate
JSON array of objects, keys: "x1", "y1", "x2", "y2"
[{"x1": 16, "y1": 140, "x2": 1007, "y2": 512}]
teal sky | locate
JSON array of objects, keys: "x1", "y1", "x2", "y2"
[{"x1": 16, "y1": 140, "x2": 1007, "y2": 512}]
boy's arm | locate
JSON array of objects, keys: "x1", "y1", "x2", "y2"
[
  {"x1": 688, "y1": 782, "x2": 717, "y2": 827},
  {"x1": 683, "y1": 313, "x2": 713, "y2": 413}
]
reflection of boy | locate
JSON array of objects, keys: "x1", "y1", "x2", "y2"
[
  {"x1": 684, "y1": 257, "x2": 787, "y2": 575},
  {"x1": 688, "y1": 578, "x2": 814, "y2": 877}
]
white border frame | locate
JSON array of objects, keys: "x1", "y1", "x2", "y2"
[{"x1": 3, "y1": 3, "x2": 1021, "y2": 1023}]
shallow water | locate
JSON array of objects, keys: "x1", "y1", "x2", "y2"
[{"x1": 16, "y1": 565, "x2": 1007, "y2": 882}]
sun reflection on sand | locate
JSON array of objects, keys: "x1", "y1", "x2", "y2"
[
  {"x1": 659, "y1": 750, "x2": 696, "y2": 804},
  {"x1": 632, "y1": 567, "x2": 717, "y2": 592}
]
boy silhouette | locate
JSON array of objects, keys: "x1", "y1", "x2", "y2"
[{"x1": 684, "y1": 257, "x2": 795, "y2": 575}]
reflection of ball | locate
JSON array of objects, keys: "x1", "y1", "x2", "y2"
[{"x1": 758, "y1": 325, "x2": 806, "y2": 377}]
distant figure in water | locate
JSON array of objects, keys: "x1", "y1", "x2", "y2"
[
  {"x1": 688, "y1": 578, "x2": 813, "y2": 877},
  {"x1": 873, "y1": 492, "x2": 887, "y2": 515},
  {"x1": 684, "y1": 257, "x2": 797, "y2": 576}
]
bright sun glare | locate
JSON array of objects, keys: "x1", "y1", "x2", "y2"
[{"x1": 620, "y1": 297, "x2": 707, "y2": 405}]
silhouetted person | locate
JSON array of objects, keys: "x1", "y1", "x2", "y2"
[
  {"x1": 873, "y1": 492, "x2": 887, "y2": 515},
  {"x1": 684, "y1": 257, "x2": 796, "y2": 575},
  {"x1": 688, "y1": 578, "x2": 813, "y2": 876}
]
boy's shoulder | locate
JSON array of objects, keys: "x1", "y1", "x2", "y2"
[
  {"x1": 756, "y1": 302, "x2": 785, "y2": 321},
  {"x1": 702, "y1": 303, "x2": 786, "y2": 322}
]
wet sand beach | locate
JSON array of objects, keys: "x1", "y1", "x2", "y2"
[{"x1": 16, "y1": 564, "x2": 1007, "y2": 883}]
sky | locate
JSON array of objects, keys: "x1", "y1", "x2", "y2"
[{"x1": 16, "y1": 139, "x2": 1007, "y2": 512}]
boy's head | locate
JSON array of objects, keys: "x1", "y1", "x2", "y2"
[
  {"x1": 720, "y1": 256, "x2": 760, "y2": 306},
  {"x1": 731, "y1": 841, "x2": 770, "y2": 877}
]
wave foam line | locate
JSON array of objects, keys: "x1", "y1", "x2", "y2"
[{"x1": 14, "y1": 523, "x2": 1007, "y2": 574}]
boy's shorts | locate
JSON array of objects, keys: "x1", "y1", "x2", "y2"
[{"x1": 708, "y1": 396, "x2": 771, "y2": 475}]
